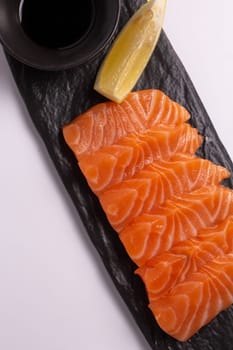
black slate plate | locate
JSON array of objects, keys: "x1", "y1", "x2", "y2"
[{"x1": 4, "y1": 1, "x2": 233, "y2": 349}]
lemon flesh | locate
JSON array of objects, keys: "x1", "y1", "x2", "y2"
[{"x1": 94, "y1": 0, "x2": 167, "y2": 103}]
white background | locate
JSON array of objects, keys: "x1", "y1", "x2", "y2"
[{"x1": 0, "y1": 1, "x2": 232, "y2": 349}]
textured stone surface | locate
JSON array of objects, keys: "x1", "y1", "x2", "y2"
[{"x1": 5, "y1": 1, "x2": 233, "y2": 349}]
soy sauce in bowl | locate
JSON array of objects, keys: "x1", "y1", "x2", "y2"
[
  {"x1": 19, "y1": 0, "x2": 95, "y2": 49},
  {"x1": 0, "y1": 0, "x2": 120, "y2": 70}
]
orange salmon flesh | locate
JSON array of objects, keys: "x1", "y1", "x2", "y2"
[{"x1": 63, "y1": 89, "x2": 233, "y2": 342}]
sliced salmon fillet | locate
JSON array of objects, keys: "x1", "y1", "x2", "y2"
[
  {"x1": 119, "y1": 185, "x2": 233, "y2": 265},
  {"x1": 136, "y1": 216, "x2": 233, "y2": 300},
  {"x1": 62, "y1": 89, "x2": 233, "y2": 341},
  {"x1": 99, "y1": 155, "x2": 229, "y2": 231},
  {"x1": 63, "y1": 89, "x2": 190, "y2": 157},
  {"x1": 78, "y1": 124, "x2": 202, "y2": 194},
  {"x1": 149, "y1": 253, "x2": 233, "y2": 341}
]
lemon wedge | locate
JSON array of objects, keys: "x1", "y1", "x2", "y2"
[{"x1": 94, "y1": 0, "x2": 167, "y2": 103}]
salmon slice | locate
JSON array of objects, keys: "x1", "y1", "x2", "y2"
[
  {"x1": 136, "y1": 216, "x2": 233, "y2": 300},
  {"x1": 119, "y1": 185, "x2": 233, "y2": 265},
  {"x1": 99, "y1": 155, "x2": 229, "y2": 231},
  {"x1": 149, "y1": 253, "x2": 233, "y2": 341},
  {"x1": 78, "y1": 124, "x2": 202, "y2": 194},
  {"x1": 62, "y1": 89, "x2": 190, "y2": 157}
]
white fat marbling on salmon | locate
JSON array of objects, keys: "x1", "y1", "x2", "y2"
[
  {"x1": 149, "y1": 254, "x2": 233, "y2": 341},
  {"x1": 79, "y1": 124, "x2": 202, "y2": 194},
  {"x1": 63, "y1": 89, "x2": 233, "y2": 342},
  {"x1": 120, "y1": 186, "x2": 233, "y2": 266},
  {"x1": 136, "y1": 217, "x2": 233, "y2": 300},
  {"x1": 63, "y1": 90, "x2": 191, "y2": 157}
]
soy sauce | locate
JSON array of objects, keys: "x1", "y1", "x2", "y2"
[{"x1": 19, "y1": 0, "x2": 94, "y2": 49}]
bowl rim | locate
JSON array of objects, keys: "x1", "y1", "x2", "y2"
[{"x1": 0, "y1": 0, "x2": 121, "y2": 71}]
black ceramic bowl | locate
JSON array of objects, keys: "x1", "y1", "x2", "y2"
[{"x1": 0, "y1": 0, "x2": 121, "y2": 70}]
